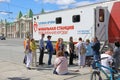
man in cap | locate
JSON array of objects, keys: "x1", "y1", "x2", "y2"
[{"x1": 46, "y1": 35, "x2": 54, "y2": 66}]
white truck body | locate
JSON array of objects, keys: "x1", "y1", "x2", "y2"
[{"x1": 33, "y1": 0, "x2": 120, "y2": 44}]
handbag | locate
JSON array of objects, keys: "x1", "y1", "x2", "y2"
[
  {"x1": 80, "y1": 43, "x2": 86, "y2": 55},
  {"x1": 24, "y1": 49, "x2": 29, "y2": 54},
  {"x1": 53, "y1": 60, "x2": 63, "y2": 74},
  {"x1": 53, "y1": 68, "x2": 58, "y2": 74}
]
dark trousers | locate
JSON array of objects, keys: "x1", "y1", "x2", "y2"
[
  {"x1": 69, "y1": 52, "x2": 74, "y2": 65},
  {"x1": 23, "y1": 55, "x2": 27, "y2": 64},
  {"x1": 39, "y1": 48, "x2": 44, "y2": 65},
  {"x1": 48, "y1": 51, "x2": 53, "y2": 65}
]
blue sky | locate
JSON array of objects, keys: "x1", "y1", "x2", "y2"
[{"x1": 0, "y1": 0, "x2": 108, "y2": 22}]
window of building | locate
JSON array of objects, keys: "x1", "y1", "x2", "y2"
[
  {"x1": 99, "y1": 9, "x2": 104, "y2": 22},
  {"x1": 72, "y1": 15, "x2": 80, "y2": 23},
  {"x1": 37, "y1": 16, "x2": 39, "y2": 19},
  {"x1": 34, "y1": 18, "x2": 36, "y2": 20},
  {"x1": 56, "y1": 17, "x2": 62, "y2": 24}
]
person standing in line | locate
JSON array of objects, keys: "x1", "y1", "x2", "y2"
[
  {"x1": 91, "y1": 37, "x2": 100, "y2": 69},
  {"x1": 76, "y1": 37, "x2": 86, "y2": 68},
  {"x1": 91, "y1": 37, "x2": 100, "y2": 61},
  {"x1": 25, "y1": 38, "x2": 32, "y2": 70},
  {"x1": 85, "y1": 39, "x2": 93, "y2": 67},
  {"x1": 46, "y1": 35, "x2": 54, "y2": 66},
  {"x1": 69, "y1": 36, "x2": 75, "y2": 65},
  {"x1": 30, "y1": 38, "x2": 37, "y2": 67},
  {"x1": 39, "y1": 34, "x2": 45, "y2": 65},
  {"x1": 113, "y1": 41, "x2": 120, "y2": 70},
  {"x1": 53, "y1": 50, "x2": 68, "y2": 75},
  {"x1": 58, "y1": 38, "x2": 65, "y2": 51},
  {"x1": 58, "y1": 38, "x2": 68, "y2": 58},
  {"x1": 55, "y1": 38, "x2": 61, "y2": 53}
]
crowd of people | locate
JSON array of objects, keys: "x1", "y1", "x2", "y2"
[{"x1": 23, "y1": 34, "x2": 120, "y2": 75}]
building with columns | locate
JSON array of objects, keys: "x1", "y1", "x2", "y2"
[{"x1": 0, "y1": 9, "x2": 33, "y2": 38}]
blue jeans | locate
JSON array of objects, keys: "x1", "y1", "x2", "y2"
[
  {"x1": 94, "y1": 54, "x2": 100, "y2": 61},
  {"x1": 48, "y1": 51, "x2": 53, "y2": 65},
  {"x1": 92, "y1": 54, "x2": 100, "y2": 69}
]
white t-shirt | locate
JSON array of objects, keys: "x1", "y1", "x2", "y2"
[
  {"x1": 76, "y1": 41, "x2": 84, "y2": 53},
  {"x1": 101, "y1": 53, "x2": 113, "y2": 73}
]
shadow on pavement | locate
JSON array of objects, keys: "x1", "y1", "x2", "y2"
[
  {"x1": 37, "y1": 68, "x2": 53, "y2": 71},
  {"x1": 8, "y1": 77, "x2": 30, "y2": 80},
  {"x1": 64, "y1": 72, "x2": 81, "y2": 80}
]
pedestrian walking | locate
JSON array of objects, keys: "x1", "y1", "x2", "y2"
[
  {"x1": 39, "y1": 34, "x2": 45, "y2": 65},
  {"x1": 25, "y1": 38, "x2": 32, "y2": 70},
  {"x1": 23, "y1": 36, "x2": 30, "y2": 64},
  {"x1": 30, "y1": 38, "x2": 37, "y2": 67},
  {"x1": 46, "y1": 35, "x2": 54, "y2": 66}
]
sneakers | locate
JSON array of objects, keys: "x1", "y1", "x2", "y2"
[
  {"x1": 74, "y1": 70, "x2": 79, "y2": 72},
  {"x1": 39, "y1": 63, "x2": 45, "y2": 65},
  {"x1": 48, "y1": 64, "x2": 52, "y2": 67}
]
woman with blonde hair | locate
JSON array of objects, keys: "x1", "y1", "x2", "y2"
[
  {"x1": 53, "y1": 50, "x2": 68, "y2": 75},
  {"x1": 30, "y1": 38, "x2": 37, "y2": 67}
]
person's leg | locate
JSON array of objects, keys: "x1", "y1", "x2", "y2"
[
  {"x1": 82, "y1": 54, "x2": 86, "y2": 67},
  {"x1": 23, "y1": 55, "x2": 27, "y2": 64},
  {"x1": 26, "y1": 53, "x2": 32, "y2": 68},
  {"x1": 69, "y1": 52, "x2": 74, "y2": 65},
  {"x1": 32, "y1": 52, "x2": 34, "y2": 67},
  {"x1": 34, "y1": 51, "x2": 37, "y2": 66},
  {"x1": 39, "y1": 48, "x2": 44, "y2": 65},
  {"x1": 48, "y1": 52, "x2": 53, "y2": 65},
  {"x1": 80, "y1": 54, "x2": 83, "y2": 66},
  {"x1": 78, "y1": 53, "x2": 80, "y2": 66},
  {"x1": 69, "y1": 53, "x2": 72, "y2": 65}
]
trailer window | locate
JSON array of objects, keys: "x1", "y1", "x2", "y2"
[
  {"x1": 56, "y1": 17, "x2": 62, "y2": 24},
  {"x1": 99, "y1": 9, "x2": 104, "y2": 22},
  {"x1": 34, "y1": 18, "x2": 36, "y2": 20},
  {"x1": 37, "y1": 16, "x2": 39, "y2": 19},
  {"x1": 72, "y1": 15, "x2": 80, "y2": 23}
]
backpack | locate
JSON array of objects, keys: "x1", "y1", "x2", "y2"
[{"x1": 80, "y1": 43, "x2": 86, "y2": 55}]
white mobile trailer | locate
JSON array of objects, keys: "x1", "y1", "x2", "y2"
[{"x1": 33, "y1": 0, "x2": 120, "y2": 47}]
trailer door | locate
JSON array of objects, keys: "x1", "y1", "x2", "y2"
[{"x1": 95, "y1": 7, "x2": 108, "y2": 41}]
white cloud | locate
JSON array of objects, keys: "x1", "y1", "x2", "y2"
[
  {"x1": 0, "y1": 12, "x2": 9, "y2": 15},
  {"x1": 73, "y1": 1, "x2": 92, "y2": 7},
  {"x1": 0, "y1": 0, "x2": 10, "y2": 2},
  {"x1": 59, "y1": 5, "x2": 69, "y2": 9},
  {"x1": 71, "y1": 0, "x2": 110, "y2": 7},
  {"x1": 43, "y1": 0, "x2": 76, "y2": 5}
]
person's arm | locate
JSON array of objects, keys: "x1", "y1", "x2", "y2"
[{"x1": 108, "y1": 56, "x2": 113, "y2": 67}]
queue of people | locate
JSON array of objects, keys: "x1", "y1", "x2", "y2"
[{"x1": 23, "y1": 34, "x2": 120, "y2": 75}]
